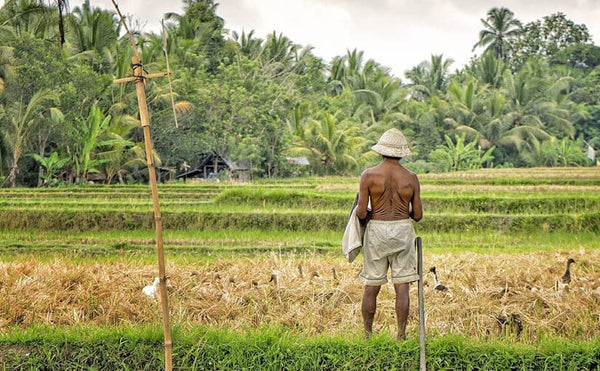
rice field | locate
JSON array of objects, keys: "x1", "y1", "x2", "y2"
[{"x1": 0, "y1": 167, "x2": 599, "y2": 368}]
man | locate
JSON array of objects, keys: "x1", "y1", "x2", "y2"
[{"x1": 356, "y1": 128, "x2": 422, "y2": 340}]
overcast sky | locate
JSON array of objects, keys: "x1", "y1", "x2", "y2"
[{"x1": 66, "y1": 0, "x2": 600, "y2": 79}]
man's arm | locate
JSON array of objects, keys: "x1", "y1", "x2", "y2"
[
  {"x1": 356, "y1": 171, "x2": 370, "y2": 220},
  {"x1": 410, "y1": 174, "x2": 423, "y2": 222}
]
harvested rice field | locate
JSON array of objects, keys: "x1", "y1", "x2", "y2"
[
  {"x1": 1, "y1": 167, "x2": 599, "y2": 369},
  {"x1": 2, "y1": 249, "x2": 600, "y2": 341}
]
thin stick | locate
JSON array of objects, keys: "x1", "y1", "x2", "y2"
[
  {"x1": 110, "y1": 0, "x2": 139, "y2": 61},
  {"x1": 162, "y1": 19, "x2": 179, "y2": 128},
  {"x1": 416, "y1": 236, "x2": 426, "y2": 371}
]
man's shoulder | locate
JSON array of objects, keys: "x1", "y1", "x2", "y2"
[
  {"x1": 405, "y1": 168, "x2": 418, "y2": 178},
  {"x1": 360, "y1": 166, "x2": 379, "y2": 177}
]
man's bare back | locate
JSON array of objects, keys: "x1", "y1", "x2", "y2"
[{"x1": 356, "y1": 157, "x2": 422, "y2": 222}]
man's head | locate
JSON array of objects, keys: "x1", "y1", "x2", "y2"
[{"x1": 371, "y1": 128, "x2": 411, "y2": 159}]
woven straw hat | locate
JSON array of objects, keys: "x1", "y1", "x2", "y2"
[{"x1": 371, "y1": 128, "x2": 411, "y2": 158}]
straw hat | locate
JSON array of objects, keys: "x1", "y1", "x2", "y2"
[{"x1": 371, "y1": 128, "x2": 411, "y2": 158}]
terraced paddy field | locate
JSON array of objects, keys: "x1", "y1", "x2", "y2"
[{"x1": 1, "y1": 167, "x2": 599, "y2": 369}]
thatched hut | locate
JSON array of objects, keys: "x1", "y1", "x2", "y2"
[{"x1": 176, "y1": 153, "x2": 250, "y2": 181}]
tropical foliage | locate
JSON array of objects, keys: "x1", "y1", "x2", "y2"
[{"x1": 0, "y1": 0, "x2": 598, "y2": 186}]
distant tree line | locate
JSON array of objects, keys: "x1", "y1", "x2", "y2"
[{"x1": 0, "y1": 1, "x2": 598, "y2": 186}]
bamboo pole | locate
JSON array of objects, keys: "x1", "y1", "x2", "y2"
[
  {"x1": 416, "y1": 236, "x2": 426, "y2": 371},
  {"x1": 130, "y1": 56, "x2": 173, "y2": 371},
  {"x1": 109, "y1": 2, "x2": 174, "y2": 368}
]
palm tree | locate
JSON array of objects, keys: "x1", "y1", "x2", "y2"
[
  {"x1": 230, "y1": 29, "x2": 263, "y2": 60},
  {"x1": 353, "y1": 72, "x2": 410, "y2": 129},
  {"x1": 444, "y1": 77, "x2": 483, "y2": 134},
  {"x1": 296, "y1": 112, "x2": 363, "y2": 175},
  {"x1": 67, "y1": 0, "x2": 119, "y2": 62},
  {"x1": 97, "y1": 114, "x2": 153, "y2": 184},
  {"x1": 472, "y1": 7, "x2": 522, "y2": 60},
  {"x1": 1, "y1": 89, "x2": 57, "y2": 187},
  {"x1": 405, "y1": 54, "x2": 454, "y2": 100},
  {"x1": 1, "y1": 0, "x2": 53, "y2": 40},
  {"x1": 469, "y1": 50, "x2": 506, "y2": 88},
  {"x1": 326, "y1": 49, "x2": 367, "y2": 94},
  {"x1": 429, "y1": 133, "x2": 495, "y2": 172},
  {"x1": 498, "y1": 58, "x2": 576, "y2": 153}
]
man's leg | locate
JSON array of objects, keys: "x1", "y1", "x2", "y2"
[
  {"x1": 394, "y1": 283, "x2": 409, "y2": 341},
  {"x1": 361, "y1": 285, "x2": 381, "y2": 338}
]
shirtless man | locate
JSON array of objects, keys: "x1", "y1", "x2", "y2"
[{"x1": 356, "y1": 128, "x2": 422, "y2": 340}]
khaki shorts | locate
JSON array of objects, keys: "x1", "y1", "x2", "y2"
[{"x1": 359, "y1": 219, "x2": 418, "y2": 285}]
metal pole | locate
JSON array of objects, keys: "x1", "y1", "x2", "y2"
[
  {"x1": 131, "y1": 55, "x2": 173, "y2": 371},
  {"x1": 416, "y1": 236, "x2": 426, "y2": 371}
]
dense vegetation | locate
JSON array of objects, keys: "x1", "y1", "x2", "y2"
[{"x1": 0, "y1": 1, "x2": 598, "y2": 186}]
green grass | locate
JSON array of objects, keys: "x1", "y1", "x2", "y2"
[
  {"x1": 1, "y1": 325, "x2": 598, "y2": 370},
  {"x1": 0, "y1": 229, "x2": 596, "y2": 264}
]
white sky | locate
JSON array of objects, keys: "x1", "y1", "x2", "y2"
[{"x1": 66, "y1": 0, "x2": 600, "y2": 79}]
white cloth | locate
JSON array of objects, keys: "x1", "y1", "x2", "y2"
[{"x1": 342, "y1": 205, "x2": 364, "y2": 263}]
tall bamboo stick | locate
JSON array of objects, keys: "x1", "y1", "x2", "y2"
[
  {"x1": 130, "y1": 56, "x2": 173, "y2": 371},
  {"x1": 110, "y1": 1, "x2": 173, "y2": 368}
]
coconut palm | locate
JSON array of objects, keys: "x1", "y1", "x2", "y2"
[
  {"x1": 470, "y1": 50, "x2": 506, "y2": 88},
  {"x1": 444, "y1": 78, "x2": 484, "y2": 133},
  {"x1": 0, "y1": 89, "x2": 57, "y2": 187},
  {"x1": 498, "y1": 58, "x2": 577, "y2": 153},
  {"x1": 96, "y1": 114, "x2": 158, "y2": 184},
  {"x1": 353, "y1": 73, "x2": 410, "y2": 133},
  {"x1": 293, "y1": 111, "x2": 363, "y2": 175},
  {"x1": 67, "y1": 0, "x2": 119, "y2": 66},
  {"x1": 230, "y1": 29, "x2": 263, "y2": 60},
  {"x1": 405, "y1": 54, "x2": 454, "y2": 100},
  {"x1": 1, "y1": 0, "x2": 53, "y2": 40},
  {"x1": 472, "y1": 7, "x2": 522, "y2": 60},
  {"x1": 326, "y1": 49, "x2": 368, "y2": 94},
  {"x1": 429, "y1": 133, "x2": 495, "y2": 172}
]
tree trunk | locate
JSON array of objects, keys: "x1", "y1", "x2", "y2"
[
  {"x1": 37, "y1": 131, "x2": 50, "y2": 187},
  {"x1": 6, "y1": 149, "x2": 21, "y2": 187},
  {"x1": 6, "y1": 164, "x2": 18, "y2": 188},
  {"x1": 58, "y1": 1, "x2": 65, "y2": 46}
]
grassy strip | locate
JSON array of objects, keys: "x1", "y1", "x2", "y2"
[
  {"x1": 5, "y1": 187, "x2": 600, "y2": 214},
  {"x1": 1, "y1": 209, "x2": 598, "y2": 233},
  {"x1": 215, "y1": 188, "x2": 600, "y2": 213},
  {"x1": 1, "y1": 326, "x2": 598, "y2": 370},
  {"x1": 0, "y1": 230, "x2": 597, "y2": 263}
]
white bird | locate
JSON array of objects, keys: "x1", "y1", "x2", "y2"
[{"x1": 142, "y1": 277, "x2": 160, "y2": 299}]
